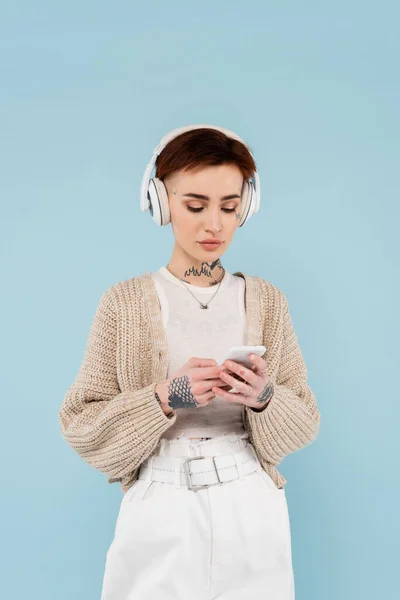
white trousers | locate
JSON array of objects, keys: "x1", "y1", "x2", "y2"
[{"x1": 101, "y1": 433, "x2": 295, "y2": 599}]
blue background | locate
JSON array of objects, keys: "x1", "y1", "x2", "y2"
[{"x1": 1, "y1": 2, "x2": 399, "y2": 599}]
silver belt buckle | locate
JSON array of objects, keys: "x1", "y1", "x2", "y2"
[{"x1": 183, "y1": 455, "x2": 221, "y2": 491}]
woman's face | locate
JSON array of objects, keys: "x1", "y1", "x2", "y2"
[{"x1": 164, "y1": 163, "x2": 244, "y2": 263}]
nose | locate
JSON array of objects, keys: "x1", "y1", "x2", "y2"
[{"x1": 204, "y1": 209, "x2": 223, "y2": 233}]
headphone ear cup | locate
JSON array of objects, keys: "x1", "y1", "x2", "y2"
[
  {"x1": 153, "y1": 178, "x2": 171, "y2": 226},
  {"x1": 238, "y1": 180, "x2": 253, "y2": 227},
  {"x1": 147, "y1": 178, "x2": 171, "y2": 226}
]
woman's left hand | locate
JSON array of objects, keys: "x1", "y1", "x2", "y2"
[{"x1": 212, "y1": 353, "x2": 275, "y2": 411}]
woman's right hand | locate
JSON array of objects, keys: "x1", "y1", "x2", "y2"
[{"x1": 156, "y1": 357, "x2": 228, "y2": 412}]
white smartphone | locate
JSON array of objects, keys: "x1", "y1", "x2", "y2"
[
  {"x1": 219, "y1": 345, "x2": 267, "y2": 393},
  {"x1": 221, "y1": 345, "x2": 266, "y2": 369}
]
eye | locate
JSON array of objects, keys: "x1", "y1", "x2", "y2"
[{"x1": 187, "y1": 207, "x2": 237, "y2": 213}]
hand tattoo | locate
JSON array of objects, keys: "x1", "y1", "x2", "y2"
[
  {"x1": 167, "y1": 375, "x2": 198, "y2": 409},
  {"x1": 256, "y1": 381, "x2": 274, "y2": 407}
]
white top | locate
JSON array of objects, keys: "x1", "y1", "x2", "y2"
[{"x1": 151, "y1": 266, "x2": 247, "y2": 439}]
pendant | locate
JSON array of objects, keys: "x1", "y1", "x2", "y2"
[{"x1": 200, "y1": 303, "x2": 208, "y2": 309}]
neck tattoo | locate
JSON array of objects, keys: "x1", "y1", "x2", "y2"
[{"x1": 177, "y1": 260, "x2": 224, "y2": 287}]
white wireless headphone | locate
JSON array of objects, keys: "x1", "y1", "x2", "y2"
[{"x1": 140, "y1": 124, "x2": 261, "y2": 227}]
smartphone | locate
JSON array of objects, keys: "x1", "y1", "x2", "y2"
[
  {"x1": 221, "y1": 345, "x2": 266, "y2": 369},
  {"x1": 218, "y1": 345, "x2": 266, "y2": 393}
]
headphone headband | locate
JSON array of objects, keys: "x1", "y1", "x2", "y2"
[{"x1": 154, "y1": 124, "x2": 246, "y2": 155}]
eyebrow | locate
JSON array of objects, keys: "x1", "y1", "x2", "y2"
[{"x1": 182, "y1": 193, "x2": 241, "y2": 201}]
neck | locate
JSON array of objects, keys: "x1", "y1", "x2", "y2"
[{"x1": 166, "y1": 253, "x2": 225, "y2": 288}]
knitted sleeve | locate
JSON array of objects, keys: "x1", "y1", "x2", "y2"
[
  {"x1": 58, "y1": 289, "x2": 177, "y2": 481},
  {"x1": 243, "y1": 291, "x2": 320, "y2": 466}
]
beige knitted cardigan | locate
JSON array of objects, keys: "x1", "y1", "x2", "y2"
[{"x1": 59, "y1": 271, "x2": 320, "y2": 493}]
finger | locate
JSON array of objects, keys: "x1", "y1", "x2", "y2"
[
  {"x1": 223, "y1": 360, "x2": 258, "y2": 386},
  {"x1": 193, "y1": 365, "x2": 223, "y2": 381},
  {"x1": 195, "y1": 390, "x2": 216, "y2": 406},
  {"x1": 190, "y1": 358, "x2": 217, "y2": 368},
  {"x1": 220, "y1": 371, "x2": 252, "y2": 395},
  {"x1": 219, "y1": 370, "x2": 238, "y2": 386},
  {"x1": 212, "y1": 386, "x2": 243, "y2": 404},
  {"x1": 248, "y1": 353, "x2": 267, "y2": 373},
  {"x1": 193, "y1": 378, "x2": 229, "y2": 395},
  {"x1": 226, "y1": 372, "x2": 246, "y2": 383},
  {"x1": 210, "y1": 377, "x2": 231, "y2": 387}
]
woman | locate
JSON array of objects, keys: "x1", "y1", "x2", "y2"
[{"x1": 59, "y1": 124, "x2": 320, "y2": 599}]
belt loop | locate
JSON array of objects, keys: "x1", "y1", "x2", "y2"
[{"x1": 232, "y1": 452, "x2": 245, "y2": 478}]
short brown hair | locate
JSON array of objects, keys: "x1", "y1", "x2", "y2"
[{"x1": 155, "y1": 127, "x2": 257, "y2": 182}]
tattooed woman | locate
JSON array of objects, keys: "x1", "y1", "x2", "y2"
[{"x1": 59, "y1": 125, "x2": 320, "y2": 600}]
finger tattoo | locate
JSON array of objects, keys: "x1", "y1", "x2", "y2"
[
  {"x1": 167, "y1": 375, "x2": 198, "y2": 409},
  {"x1": 257, "y1": 381, "x2": 274, "y2": 406}
]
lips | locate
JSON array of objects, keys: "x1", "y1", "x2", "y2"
[
  {"x1": 199, "y1": 241, "x2": 222, "y2": 245},
  {"x1": 199, "y1": 241, "x2": 222, "y2": 251}
]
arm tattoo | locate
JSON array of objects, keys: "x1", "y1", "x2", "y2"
[
  {"x1": 256, "y1": 381, "x2": 275, "y2": 406},
  {"x1": 167, "y1": 375, "x2": 199, "y2": 409}
]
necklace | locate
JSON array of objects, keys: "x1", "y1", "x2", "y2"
[{"x1": 166, "y1": 265, "x2": 225, "y2": 309}]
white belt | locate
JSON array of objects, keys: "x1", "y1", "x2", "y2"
[{"x1": 138, "y1": 445, "x2": 260, "y2": 491}]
